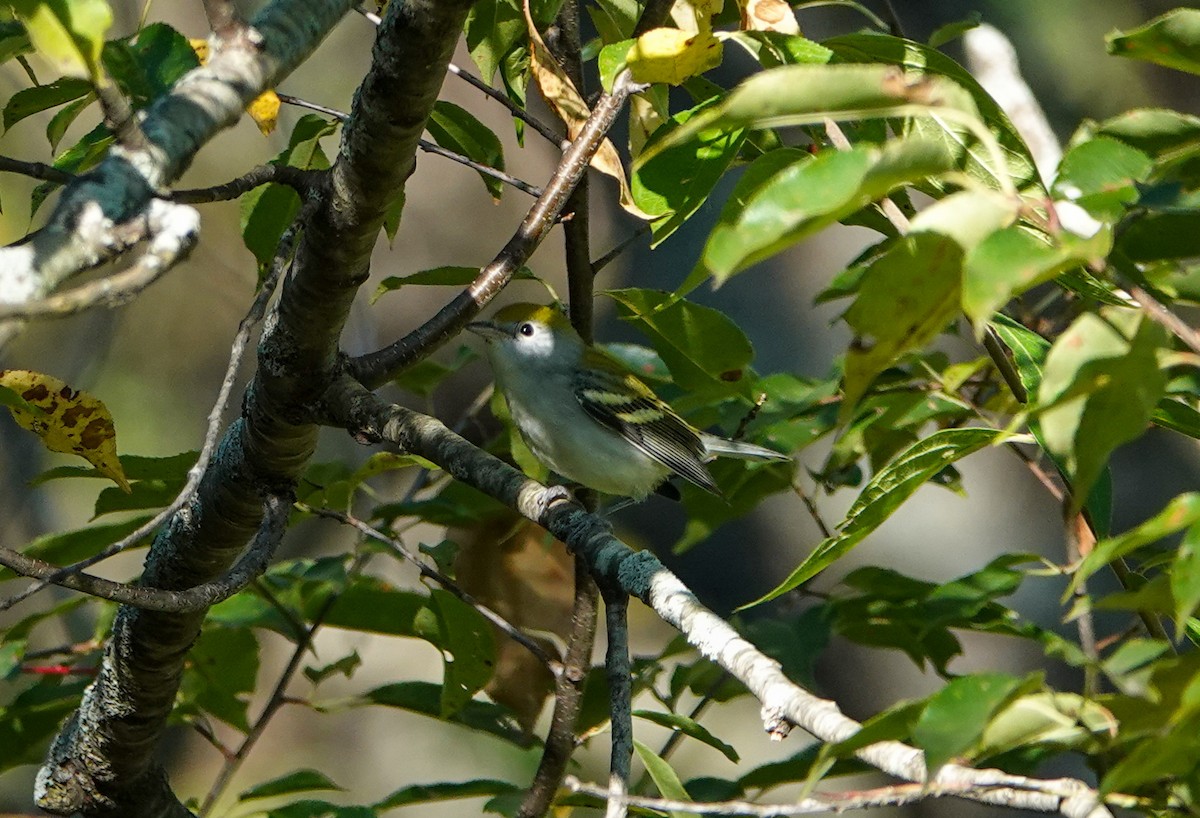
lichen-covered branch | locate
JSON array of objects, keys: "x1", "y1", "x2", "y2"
[
  {"x1": 0, "y1": 0, "x2": 357, "y2": 309},
  {"x1": 319, "y1": 380, "x2": 1112, "y2": 818}
]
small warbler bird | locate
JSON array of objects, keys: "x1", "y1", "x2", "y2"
[{"x1": 467, "y1": 303, "x2": 790, "y2": 500}]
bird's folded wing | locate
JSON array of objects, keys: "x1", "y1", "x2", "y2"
[{"x1": 573, "y1": 365, "x2": 719, "y2": 494}]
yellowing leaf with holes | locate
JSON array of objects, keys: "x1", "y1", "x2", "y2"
[
  {"x1": 738, "y1": 0, "x2": 800, "y2": 34},
  {"x1": 0, "y1": 370, "x2": 130, "y2": 492},
  {"x1": 521, "y1": 0, "x2": 650, "y2": 218},
  {"x1": 189, "y1": 37, "x2": 279, "y2": 136},
  {"x1": 627, "y1": 27, "x2": 722, "y2": 85}
]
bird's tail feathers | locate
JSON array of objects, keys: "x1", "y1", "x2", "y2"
[{"x1": 701, "y1": 433, "x2": 791, "y2": 462}]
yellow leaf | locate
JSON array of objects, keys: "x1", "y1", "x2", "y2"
[
  {"x1": 627, "y1": 27, "x2": 723, "y2": 86},
  {"x1": 188, "y1": 37, "x2": 209, "y2": 62},
  {"x1": 0, "y1": 370, "x2": 130, "y2": 493},
  {"x1": 738, "y1": 0, "x2": 801, "y2": 34},
  {"x1": 15, "y1": 0, "x2": 112, "y2": 81},
  {"x1": 246, "y1": 89, "x2": 280, "y2": 135},
  {"x1": 521, "y1": 0, "x2": 651, "y2": 218},
  {"x1": 189, "y1": 37, "x2": 278, "y2": 136}
]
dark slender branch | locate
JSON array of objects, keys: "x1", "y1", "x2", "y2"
[
  {"x1": 448, "y1": 62, "x2": 565, "y2": 147},
  {"x1": 0, "y1": 212, "x2": 298, "y2": 613},
  {"x1": 591, "y1": 225, "x2": 650, "y2": 275},
  {"x1": 982, "y1": 325, "x2": 1028, "y2": 403},
  {"x1": 197, "y1": 549, "x2": 373, "y2": 817},
  {"x1": 275, "y1": 92, "x2": 543, "y2": 197},
  {"x1": 418, "y1": 140, "x2": 544, "y2": 197},
  {"x1": 878, "y1": 0, "x2": 905, "y2": 37},
  {"x1": 603, "y1": 588, "x2": 633, "y2": 818},
  {"x1": 202, "y1": 0, "x2": 244, "y2": 37},
  {"x1": 170, "y1": 164, "x2": 322, "y2": 204},
  {"x1": 516, "y1": 558, "x2": 599, "y2": 818},
  {"x1": 306, "y1": 505, "x2": 563, "y2": 673},
  {"x1": 347, "y1": 72, "x2": 641, "y2": 387},
  {"x1": 0, "y1": 154, "x2": 75, "y2": 185},
  {"x1": 0, "y1": 496, "x2": 288, "y2": 612}
]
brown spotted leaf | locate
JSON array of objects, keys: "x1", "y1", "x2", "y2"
[
  {"x1": 0, "y1": 369, "x2": 130, "y2": 492},
  {"x1": 738, "y1": 0, "x2": 800, "y2": 34}
]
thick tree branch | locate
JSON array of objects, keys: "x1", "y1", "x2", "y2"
[
  {"x1": 318, "y1": 381, "x2": 1112, "y2": 818},
  {"x1": 34, "y1": 1, "x2": 471, "y2": 814},
  {"x1": 0, "y1": 0, "x2": 357, "y2": 311}
]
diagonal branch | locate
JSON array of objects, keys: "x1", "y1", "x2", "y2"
[
  {"x1": 347, "y1": 70, "x2": 644, "y2": 387},
  {"x1": 318, "y1": 380, "x2": 1113, "y2": 818}
]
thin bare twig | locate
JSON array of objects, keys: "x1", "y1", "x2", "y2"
[
  {"x1": 0, "y1": 496, "x2": 288, "y2": 612},
  {"x1": 0, "y1": 155, "x2": 75, "y2": 185},
  {"x1": 96, "y1": 83, "x2": 148, "y2": 152},
  {"x1": 448, "y1": 62, "x2": 565, "y2": 147},
  {"x1": 305, "y1": 505, "x2": 563, "y2": 674},
  {"x1": 275, "y1": 92, "x2": 543, "y2": 197},
  {"x1": 170, "y1": 164, "x2": 321, "y2": 204},
  {"x1": 1128, "y1": 284, "x2": 1200, "y2": 355},
  {"x1": 567, "y1": 776, "x2": 1063, "y2": 816},
  {"x1": 591, "y1": 225, "x2": 651, "y2": 276}
]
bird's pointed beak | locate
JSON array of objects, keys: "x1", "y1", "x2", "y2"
[{"x1": 466, "y1": 320, "x2": 508, "y2": 342}]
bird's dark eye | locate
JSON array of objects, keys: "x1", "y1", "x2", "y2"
[{"x1": 518, "y1": 322, "x2": 535, "y2": 337}]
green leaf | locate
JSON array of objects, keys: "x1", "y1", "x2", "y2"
[
  {"x1": 698, "y1": 138, "x2": 956, "y2": 283},
  {"x1": 824, "y1": 33, "x2": 1039, "y2": 190},
  {"x1": 374, "y1": 780, "x2": 520, "y2": 811},
  {"x1": 239, "y1": 770, "x2": 344, "y2": 802},
  {"x1": 1107, "y1": 9, "x2": 1200, "y2": 75},
  {"x1": 390, "y1": 345, "x2": 478, "y2": 397},
  {"x1": 634, "y1": 740, "x2": 696, "y2": 818},
  {"x1": 1101, "y1": 712, "x2": 1200, "y2": 795},
  {"x1": 1095, "y1": 107, "x2": 1200, "y2": 158},
  {"x1": 240, "y1": 115, "x2": 336, "y2": 269},
  {"x1": 913, "y1": 673, "x2": 1039, "y2": 773},
  {"x1": 1153, "y1": 398, "x2": 1200, "y2": 440},
  {"x1": 633, "y1": 710, "x2": 739, "y2": 762},
  {"x1": 631, "y1": 100, "x2": 746, "y2": 246},
  {"x1": 988, "y1": 314, "x2": 1050, "y2": 397},
  {"x1": 963, "y1": 224, "x2": 1113, "y2": 331},
  {"x1": 362, "y1": 682, "x2": 531, "y2": 747},
  {"x1": 178, "y1": 626, "x2": 260, "y2": 732},
  {"x1": 606, "y1": 289, "x2": 754, "y2": 395},
  {"x1": 45, "y1": 91, "x2": 93, "y2": 151},
  {"x1": 372, "y1": 265, "x2": 536, "y2": 301},
  {"x1": 1118, "y1": 210, "x2": 1200, "y2": 262},
  {"x1": 927, "y1": 13, "x2": 981, "y2": 48},
  {"x1": 1037, "y1": 309, "x2": 1169, "y2": 509},
  {"x1": 1053, "y1": 136, "x2": 1152, "y2": 221},
  {"x1": 3, "y1": 75, "x2": 90, "y2": 131},
  {"x1": 464, "y1": 0, "x2": 524, "y2": 82},
  {"x1": 101, "y1": 23, "x2": 198, "y2": 106},
  {"x1": 8, "y1": 0, "x2": 111, "y2": 80},
  {"x1": 743, "y1": 428, "x2": 1006, "y2": 607},
  {"x1": 907, "y1": 188, "x2": 1018, "y2": 251},
  {"x1": 428, "y1": 100, "x2": 506, "y2": 198},
  {"x1": 0, "y1": 19, "x2": 32, "y2": 66},
  {"x1": 31, "y1": 122, "x2": 113, "y2": 215},
  {"x1": 1071, "y1": 493, "x2": 1200, "y2": 592},
  {"x1": 725, "y1": 31, "x2": 833, "y2": 68},
  {"x1": 428, "y1": 588, "x2": 495, "y2": 717},
  {"x1": 841, "y1": 232, "x2": 963, "y2": 417},
  {"x1": 0, "y1": 516, "x2": 154, "y2": 581},
  {"x1": 1172, "y1": 523, "x2": 1200, "y2": 632},
  {"x1": 0, "y1": 678, "x2": 90, "y2": 773},
  {"x1": 978, "y1": 692, "x2": 1114, "y2": 758},
  {"x1": 303, "y1": 651, "x2": 361, "y2": 686}
]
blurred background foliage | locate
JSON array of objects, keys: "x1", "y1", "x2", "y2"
[{"x1": 0, "y1": 0, "x2": 1197, "y2": 815}]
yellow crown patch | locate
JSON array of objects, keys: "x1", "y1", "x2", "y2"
[{"x1": 492, "y1": 302, "x2": 568, "y2": 327}]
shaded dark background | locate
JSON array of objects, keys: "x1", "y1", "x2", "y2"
[{"x1": 1, "y1": 0, "x2": 1197, "y2": 814}]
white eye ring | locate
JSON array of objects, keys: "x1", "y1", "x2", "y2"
[{"x1": 518, "y1": 322, "x2": 535, "y2": 337}]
